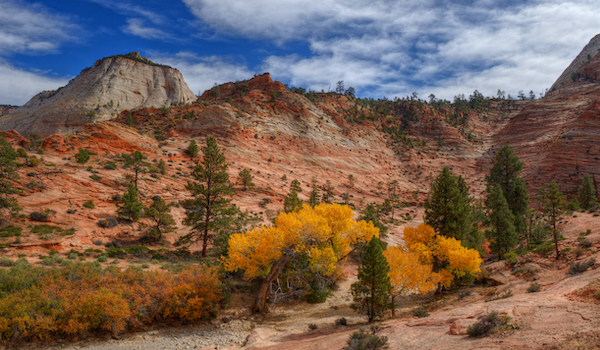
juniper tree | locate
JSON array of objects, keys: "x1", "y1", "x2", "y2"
[
  {"x1": 75, "y1": 148, "x2": 90, "y2": 166},
  {"x1": 539, "y1": 181, "x2": 565, "y2": 258},
  {"x1": 284, "y1": 179, "x2": 303, "y2": 212},
  {"x1": 0, "y1": 134, "x2": 22, "y2": 217},
  {"x1": 578, "y1": 175, "x2": 598, "y2": 211},
  {"x1": 486, "y1": 146, "x2": 529, "y2": 234},
  {"x1": 118, "y1": 182, "x2": 143, "y2": 221},
  {"x1": 351, "y1": 237, "x2": 391, "y2": 322},
  {"x1": 486, "y1": 184, "x2": 517, "y2": 258},
  {"x1": 144, "y1": 197, "x2": 176, "y2": 241},
  {"x1": 238, "y1": 168, "x2": 254, "y2": 190},
  {"x1": 178, "y1": 136, "x2": 236, "y2": 257},
  {"x1": 187, "y1": 139, "x2": 199, "y2": 158}
]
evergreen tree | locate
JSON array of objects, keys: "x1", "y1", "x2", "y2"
[
  {"x1": 187, "y1": 140, "x2": 199, "y2": 158},
  {"x1": 144, "y1": 197, "x2": 176, "y2": 241},
  {"x1": 351, "y1": 237, "x2": 391, "y2": 322},
  {"x1": 387, "y1": 180, "x2": 400, "y2": 221},
  {"x1": 539, "y1": 181, "x2": 565, "y2": 258},
  {"x1": 284, "y1": 179, "x2": 303, "y2": 212},
  {"x1": 485, "y1": 146, "x2": 529, "y2": 234},
  {"x1": 238, "y1": 168, "x2": 254, "y2": 190},
  {"x1": 424, "y1": 167, "x2": 478, "y2": 245},
  {"x1": 321, "y1": 180, "x2": 335, "y2": 203},
  {"x1": 578, "y1": 175, "x2": 598, "y2": 210},
  {"x1": 0, "y1": 134, "x2": 21, "y2": 217},
  {"x1": 309, "y1": 178, "x2": 321, "y2": 207},
  {"x1": 179, "y1": 136, "x2": 236, "y2": 257},
  {"x1": 158, "y1": 159, "x2": 167, "y2": 175},
  {"x1": 75, "y1": 148, "x2": 90, "y2": 166},
  {"x1": 486, "y1": 184, "x2": 517, "y2": 258},
  {"x1": 123, "y1": 151, "x2": 147, "y2": 190},
  {"x1": 118, "y1": 182, "x2": 143, "y2": 221}
]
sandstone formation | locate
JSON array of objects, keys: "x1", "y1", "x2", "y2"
[
  {"x1": 0, "y1": 52, "x2": 196, "y2": 137},
  {"x1": 494, "y1": 41, "x2": 600, "y2": 197}
]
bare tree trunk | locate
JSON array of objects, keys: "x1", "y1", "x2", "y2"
[{"x1": 252, "y1": 254, "x2": 290, "y2": 313}]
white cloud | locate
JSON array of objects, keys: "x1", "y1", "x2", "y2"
[
  {"x1": 184, "y1": 0, "x2": 600, "y2": 99},
  {"x1": 0, "y1": 0, "x2": 78, "y2": 55},
  {"x1": 0, "y1": 60, "x2": 68, "y2": 105},
  {"x1": 148, "y1": 51, "x2": 255, "y2": 95},
  {"x1": 122, "y1": 18, "x2": 172, "y2": 40}
]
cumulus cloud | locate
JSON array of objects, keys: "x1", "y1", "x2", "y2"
[
  {"x1": 0, "y1": 60, "x2": 68, "y2": 105},
  {"x1": 148, "y1": 51, "x2": 255, "y2": 95},
  {"x1": 184, "y1": 0, "x2": 600, "y2": 99},
  {"x1": 0, "y1": 0, "x2": 78, "y2": 55}
]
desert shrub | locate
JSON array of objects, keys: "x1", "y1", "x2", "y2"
[
  {"x1": 413, "y1": 307, "x2": 429, "y2": 318},
  {"x1": 0, "y1": 258, "x2": 15, "y2": 267},
  {"x1": 527, "y1": 283, "x2": 541, "y2": 293},
  {"x1": 467, "y1": 311, "x2": 509, "y2": 337},
  {"x1": 83, "y1": 201, "x2": 95, "y2": 209},
  {"x1": 105, "y1": 241, "x2": 122, "y2": 248},
  {"x1": 343, "y1": 327, "x2": 388, "y2": 350},
  {"x1": 29, "y1": 209, "x2": 55, "y2": 222},
  {"x1": 125, "y1": 246, "x2": 150, "y2": 256},
  {"x1": 27, "y1": 158, "x2": 41, "y2": 167},
  {"x1": 97, "y1": 255, "x2": 108, "y2": 263},
  {"x1": 103, "y1": 161, "x2": 117, "y2": 170},
  {"x1": 89, "y1": 174, "x2": 102, "y2": 181},
  {"x1": 569, "y1": 258, "x2": 596, "y2": 275},
  {"x1": 503, "y1": 252, "x2": 518, "y2": 265},
  {"x1": 97, "y1": 217, "x2": 118, "y2": 228},
  {"x1": 308, "y1": 323, "x2": 318, "y2": 330},
  {"x1": 485, "y1": 289, "x2": 513, "y2": 302},
  {"x1": 105, "y1": 248, "x2": 126, "y2": 258},
  {"x1": 0, "y1": 263, "x2": 223, "y2": 341},
  {"x1": 335, "y1": 317, "x2": 348, "y2": 326},
  {"x1": 67, "y1": 252, "x2": 78, "y2": 260},
  {"x1": 580, "y1": 240, "x2": 593, "y2": 248},
  {"x1": 0, "y1": 226, "x2": 22, "y2": 238}
]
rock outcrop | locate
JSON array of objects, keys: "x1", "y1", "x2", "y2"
[{"x1": 0, "y1": 52, "x2": 196, "y2": 137}]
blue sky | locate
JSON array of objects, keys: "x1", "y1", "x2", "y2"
[{"x1": 1, "y1": 0, "x2": 599, "y2": 105}]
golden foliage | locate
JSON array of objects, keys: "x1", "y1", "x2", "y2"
[
  {"x1": 386, "y1": 223, "x2": 482, "y2": 293},
  {"x1": 224, "y1": 203, "x2": 379, "y2": 280},
  {"x1": 0, "y1": 263, "x2": 223, "y2": 342}
]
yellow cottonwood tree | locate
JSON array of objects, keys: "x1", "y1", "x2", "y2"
[
  {"x1": 224, "y1": 203, "x2": 379, "y2": 313},
  {"x1": 385, "y1": 223, "x2": 482, "y2": 310},
  {"x1": 384, "y1": 246, "x2": 442, "y2": 316}
]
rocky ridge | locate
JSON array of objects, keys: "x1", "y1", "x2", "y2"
[{"x1": 0, "y1": 52, "x2": 196, "y2": 137}]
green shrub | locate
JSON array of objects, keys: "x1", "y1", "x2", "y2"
[
  {"x1": 308, "y1": 323, "x2": 318, "y2": 330},
  {"x1": 569, "y1": 258, "x2": 596, "y2": 275},
  {"x1": 335, "y1": 317, "x2": 347, "y2": 326},
  {"x1": 103, "y1": 161, "x2": 117, "y2": 170},
  {"x1": 503, "y1": 252, "x2": 518, "y2": 265},
  {"x1": 527, "y1": 283, "x2": 541, "y2": 293},
  {"x1": 413, "y1": 307, "x2": 429, "y2": 318},
  {"x1": 89, "y1": 174, "x2": 102, "y2": 181},
  {"x1": 580, "y1": 240, "x2": 593, "y2": 248},
  {"x1": 485, "y1": 289, "x2": 513, "y2": 302},
  {"x1": 83, "y1": 201, "x2": 95, "y2": 209},
  {"x1": 98, "y1": 217, "x2": 118, "y2": 228},
  {"x1": 97, "y1": 255, "x2": 108, "y2": 263},
  {"x1": 467, "y1": 311, "x2": 509, "y2": 337},
  {"x1": 0, "y1": 226, "x2": 22, "y2": 238},
  {"x1": 343, "y1": 327, "x2": 388, "y2": 350},
  {"x1": 0, "y1": 258, "x2": 15, "y2": 267}
]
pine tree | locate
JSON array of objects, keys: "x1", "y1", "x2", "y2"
[
  {"x1": 485, "y1": 146, "x2": 529, "y2": 234},
  {"x1": 309, "y1": 178, "x2": 321, "y2": 207},
  {"x1": 0, "y1": 134, "x2": 21, "y2": 217},
  {"x1": 284, "y1": 179, "x2": 303, "y2": 212},
  {"x1": 424, "y1": 167, "x2": 478, "y2": 246},
  {"x1": 144, "y1": 197, "x2": 176, "y2": 241},
  {"x1": 351, "y1": 237, "x2": 391, "y2": 322},
  {"x1": 539, "y1": 181, "x2": 565, "y2": 258},
  {"x1": 578, "y1": 175, "x2": 598, "y2": 211},
  {"x1": 118, "y1": 182, "x2": 143, "y2": 221},
  {"x1": 179, "y1": 136, "x2": 236, "y2": 257},
  {"x1": 387, "y1": 180, "x2": 400, "y2": 220},
  {"x1": 359, "y1": 203, "x2": 388, "y2": 236},
  {"x1": 123, "y1": 151, "x2": 147, "y2": 190},
  {"x1": 321, "y1": 180, "x2": 335, "y2": 203},
  {"x1": 187, "y1": 140, "x2": 199, "y2": 158},
  {"x1": 238, "y1": 168, "x2": 254, "y2": 190},
  {"x1": 485, "y1": 184, "x2": 517, "y2": 258}
]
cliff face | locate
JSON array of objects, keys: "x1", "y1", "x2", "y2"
[
  {"x1": 494, "y1": 40, "x2": 600, "y2": 197},
  {"x1": 0, "y1": 53, "x2": 196, "y2": 137}
]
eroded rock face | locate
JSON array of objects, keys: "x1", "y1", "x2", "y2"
[{"x1": 0, "y1": 53, "x2": 196, "y2": 137}]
